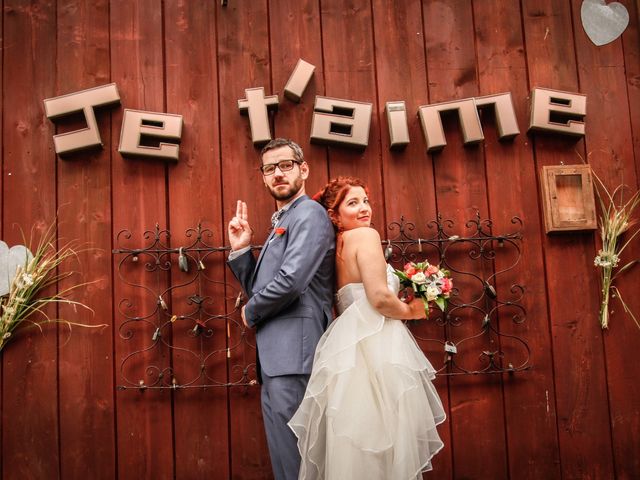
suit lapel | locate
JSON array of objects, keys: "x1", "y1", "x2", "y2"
[{"x1": 251, "y1": 195, "x2": 308, "y2": 286}]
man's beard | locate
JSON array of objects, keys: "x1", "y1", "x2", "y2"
[{"x1": 268, "y1": 176, "x2": 303, "y2": 201}]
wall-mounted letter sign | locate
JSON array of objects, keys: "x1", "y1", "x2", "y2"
[
  {"x1": 284, "y1": 59, "x2": 315, "y2": 102},
  {"x1": 473, "y1": 92, "x2": 520, "y2": 140},
  {"x1": 310, "y1": 96, "x2": 373, "y2": 148},
  {"x1": 118, "y1": 109, "x2": 183, "y2": 161},
  {"x1": 385, "y1": 101, "x2": 410, "y2": 149},
  {"x1": 43, "y1": 83, "x2": 121, "y2": 155},
  {"x1": 418, "y1": 99, "x2": 484, "y2": 152},
  {"x1": 238, "y1": 87, "x2": 279, "y2": 145},
  {"x1": 529, "y1": 88, "x2": 586, "y2": 136}
]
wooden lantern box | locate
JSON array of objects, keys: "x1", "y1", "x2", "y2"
[{"x1": 540, "y1": 164, "x2": 597, "y2": 233}]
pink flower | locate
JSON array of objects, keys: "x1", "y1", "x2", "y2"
[
  {"x1": 441, "y1": 277, "x2": 453, "y2": 294},
  {"x1": 404, "y1": 262, "x2": 417, "y2": 276},
  {"x1": 426, "y1": 265, "x2": 439, "y2": 276}
]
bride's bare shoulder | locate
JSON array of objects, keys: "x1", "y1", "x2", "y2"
[{"x1": 342, "y1": 227, "x2": 380, "y2": 244}]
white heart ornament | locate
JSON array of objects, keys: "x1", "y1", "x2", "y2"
[
  {"x1": 581, "y1": 0, "x2": 629, "y2": 46},
  {"x1": 0, "y1": 241, "x2": 34, "y2": 297}
]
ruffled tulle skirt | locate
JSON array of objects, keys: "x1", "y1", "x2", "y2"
[{"x1": 288, "y1": 293, "x2": 445, "y2": 480}]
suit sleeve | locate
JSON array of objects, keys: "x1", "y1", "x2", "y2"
[
  {"x1": 243, "y1": 203, "x2": 334, "y2": 327},
  {"x1": 227, "y1": 248, "x2": 257, "y2": 299}
]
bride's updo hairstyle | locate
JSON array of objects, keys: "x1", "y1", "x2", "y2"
[{"x1": 312, "y1": 176, "x2": 368, "y2": 232}]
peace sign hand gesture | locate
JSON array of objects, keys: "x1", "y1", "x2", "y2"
[{"x1": 228, "y1": 200, "x2": 253, "y2": 251}]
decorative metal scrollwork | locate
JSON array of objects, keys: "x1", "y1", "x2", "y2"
[
  {"x1": 113, "y1": 214, "x2": 528, "y2": 390},
  {"x1": 113, "y1": 223, "x2": 258, "y2": 390},
  {"x1": 385, "y1": 214, "x2": 528, "y2": 375}
]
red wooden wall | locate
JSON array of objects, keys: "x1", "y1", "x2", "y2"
[{"x1": 1, "y1": 1, "x2": 639, "y2": 479}]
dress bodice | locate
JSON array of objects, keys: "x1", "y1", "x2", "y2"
[{"x1": 336, "y1": 264, "x2": 399, "y2": 315}]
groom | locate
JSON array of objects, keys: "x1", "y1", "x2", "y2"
[{"x1": 227, "y1": 138, "x2": 335, "y2": 480}]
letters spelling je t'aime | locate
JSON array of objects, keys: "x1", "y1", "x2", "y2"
[{"x1": 43, "y1": 59, "x2": 586, "y2": 161}]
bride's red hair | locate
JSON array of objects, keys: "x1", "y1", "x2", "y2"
[{"x1": 313, "y1": 176, "x2": 369, "y2": 231}]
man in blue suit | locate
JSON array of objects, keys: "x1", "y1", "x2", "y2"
[{"x1": 227, "y1": 138, "x2": 335, "y2": 480}]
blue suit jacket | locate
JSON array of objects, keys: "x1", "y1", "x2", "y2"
[{"x1": 228, "y1": 195, "x2": 335, "y2": 377}]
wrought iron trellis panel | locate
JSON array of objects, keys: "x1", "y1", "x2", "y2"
[
  {"x1": 112, "y1": 224, "x2": 254, "y2": 391},
  {"x1": 112, "y1": 214, "x2": 528, "y2": 390},
  {"x1": 384, "y1": 214, "x2": 528, "y2": 376}
]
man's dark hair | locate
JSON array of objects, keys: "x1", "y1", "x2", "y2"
[{"x1": 260, "y1": 138, "x2": 304, "y2": 163}]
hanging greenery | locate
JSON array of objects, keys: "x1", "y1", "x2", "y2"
[
  {"x1": 593, "y1": 172, "x2": 640, "y2": 330},
  {"x1": 0, "y1": 222, "x2": 106, "y2": 352}
]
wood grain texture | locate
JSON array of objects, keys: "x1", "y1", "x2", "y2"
[
  {"x1": 320, "y1": 0, "x2": 384, "y2": 230},
  {"x1": 572, "y1": 0, "x2": 640, "y2": 478},
  {"x1": 269, "y1": 0, "x2": 329, "y2": 197},
  {"x1": 624, "y1": 0, "x2": 640, "y2": 184},
  {"x1": 0, "y1": 2, "x2": 3, "y2": 470},
  {"x1": 371, "y1": 1, "x2": 452, "y2": 478},
  {"x1": 56, "y1": 1, "x2": 116, "y2": 479},
  {"x1": 164, "y1": 1, "x2": 229, "y2": 478},
  {"x1": 523, "y1": 1, "x2": 615, "y2": 478},
  {"x1": 110, "y1": 1, "x2": 174, "y2": 478},
  {"x1": 423, "y1": 1, "x2": 508, "y2": 479},
  {"x1": 473, "y1": 1, "x2": 561, "y2": 478},
  {"x1": 0, "y1": 1, "x2": 637, "y2": 478},
  {"x1": 217, "y1": 1, "x2": 273, "y2": 478},
  {"x1": 2, "y1": 1, "x2": 60, "y2": 478}
]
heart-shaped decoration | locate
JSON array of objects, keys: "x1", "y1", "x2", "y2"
[
  {"x1": 0, "y1": 241, "x2": 33, "y2": 297},
  {"x1": 581, "y1": 0, "x2": 629, "y2": 46}
]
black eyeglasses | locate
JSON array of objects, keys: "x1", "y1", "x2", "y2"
[{"x1": 260, "y1": 159, "x2": 302, "y2": 176}]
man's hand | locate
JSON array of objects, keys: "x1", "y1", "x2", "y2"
[{"x1": 228, "y1": 200, "x2": 252, "y2": 251}]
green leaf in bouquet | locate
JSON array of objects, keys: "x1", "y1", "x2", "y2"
[
  {"x1": 435, "y1": 296, "x2": 447, "y2": 312},
  {"x1": 393, "y1": 270, "x2": 410, "y2": 282}
]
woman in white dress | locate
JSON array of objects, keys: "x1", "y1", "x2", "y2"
[{"x1": 289, "y1": 177, "x2": 446, "y2": 480}]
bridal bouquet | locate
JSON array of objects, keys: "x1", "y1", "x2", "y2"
[{"x1": 394, "y1": 261, "x2": 453, "y2": 317}]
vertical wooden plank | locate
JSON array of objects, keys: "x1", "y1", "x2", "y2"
[
  {"x1": 473, "y1": 1, "x2": 561, "y2": 478},
  {"x1": 370, "y1": 1, "x2": 452, "y2": 478},
  {"x1": 269, "y1": 0, "x2": 329, "y2": 196},
  {"x1": 163, "y1": 1, "x2": 229, "y2": 478},
  {"x1": 110, "y1": 1, "x2": 174, "y2": 478},
  {"x1": 217, "y1": 1, "x2": 273, "y2": 478},
  {"x1": 2, "y1": 1, "x2": 59, "y2": 479},
  {"x1": 56, "y1": 1, "x2": 116, "y2": 478},
  {"x1": 571, "y1": 1, "x2": 640, "y2": 478},
  {"x1": 423, "y1": 1, "x2": 508, "y2": 479},
  {"x1": 621, "y1": 4, "x2": 640, "y2": 475},
  {"x1": 372, "y1": 0, "x2": 438, "y2": 226},
  {"x1": 0, "y1": 3, "x2": 3, "y2": 469},
  {"x1": 623, "y1": 0, "x2": 640, "y2": 178},
  {"x1": 0, "y1": 0, "x2": 3, "y2": 236},
  {"x1": 319, "y1": 0, "x2": 384, "y2": 228},
  {"x1": 522, "y1": 0, "x2": 616, "y2": 478}
]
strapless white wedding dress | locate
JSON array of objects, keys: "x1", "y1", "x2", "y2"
[{"x1": 288, "y1": 265, "x2": 445, "y2": 480}]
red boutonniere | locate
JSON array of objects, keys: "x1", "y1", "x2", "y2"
[{"x1": 274, "y1": 227, "x2": 286, "y2": 236}]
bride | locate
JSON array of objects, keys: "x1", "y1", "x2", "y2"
[{"x1": 288, "y1": 177, "x2": 446, "y2": 479}]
